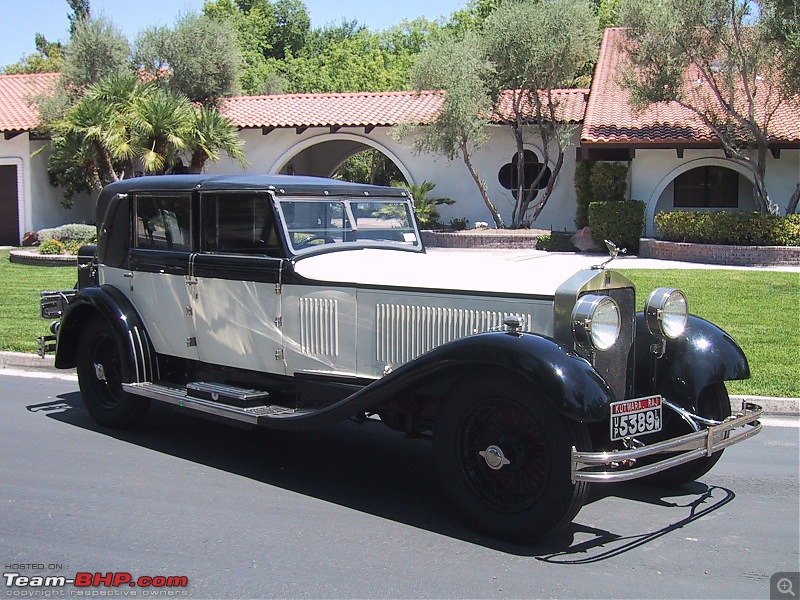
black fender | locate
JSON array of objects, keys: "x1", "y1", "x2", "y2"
[
  {"x1": 262, "y1": 331, "x2": 615, "y2": 431},
  {"x1": 55, "y1": 285, "x2": 155, "y2": 384},
  {"x1": 634, "y1": 313, "x2": 749, "y2": 412}
]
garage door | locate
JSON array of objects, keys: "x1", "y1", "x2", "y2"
[{"x1": 0, "y1": 165, "x2": 20, "y2": 245}]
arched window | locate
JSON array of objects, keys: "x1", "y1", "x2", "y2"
[{"x1": 674, "y1": 166, "x2": 739, "y2": 208}]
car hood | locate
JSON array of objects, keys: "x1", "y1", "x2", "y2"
[{"x1": 292, "y1": 248, "x2": 591, "y2": 297}]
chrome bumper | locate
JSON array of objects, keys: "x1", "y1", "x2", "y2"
[{"x1": 571, "y1": 402, "x2": 762, "y2": 483}]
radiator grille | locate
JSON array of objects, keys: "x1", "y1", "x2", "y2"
[
  {"x1": 376, "y1": 304, "x2": 532, "y2": 365},
  {"x1": 591, "y1": 287, "x2": 636, "y2": 401},
  {"x1": 299, "y1": 297, "x2": 339, "y2": 357}
]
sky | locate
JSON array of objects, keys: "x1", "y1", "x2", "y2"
[{"x1": 0, "y1": 0, "x2": 470, "y2": 68}]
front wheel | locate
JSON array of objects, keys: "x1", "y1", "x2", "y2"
[
  {"x1": 76, "y1": 316, "x2": 150, "y2": 429},
  {"x1": 434, "y1": 379, "x2": 591, "y2": 542}
]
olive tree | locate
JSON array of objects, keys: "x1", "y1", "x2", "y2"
[
  {"x1": 483, "y1": 0, "x2": 599, "y2": 227},
  {"x1": 396, "y1": 33, "x2": 504, "y2": 227},
  {"x1": 133, "y1": 13, "x2": 242, "y2": 107},
  {"x1": 620, "y1": 0, "x2": 796, "y2": 214}
]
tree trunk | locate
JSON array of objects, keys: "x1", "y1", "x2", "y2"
[
  {"x1": 462, "y1": 143, "x2": 504, "y2": 228},
  {"x1": 189, "y1": 151, "x2": 206, "y2": 174},
  {"x1": 787, "y1": 184, "x2": 800, "y2": 215}
]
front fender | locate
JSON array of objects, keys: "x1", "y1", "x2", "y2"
[
  {"x1": 264, "y1": 331, "x2": 616, "y2": 430},
  {"x1": 634, "y1": 313, "x2": 749, "y2": 411},
  {"x1": 55, "y1": 285, "x2": 155, "y2": 383}
]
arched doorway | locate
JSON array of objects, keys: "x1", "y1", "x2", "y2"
[{"x1": 271, "y1": 133, "x2": 414, "y2": 187}]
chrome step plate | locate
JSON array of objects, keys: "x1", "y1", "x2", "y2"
[{"x1": 123, "y1": 382, "x2": 307, "y2": 425}]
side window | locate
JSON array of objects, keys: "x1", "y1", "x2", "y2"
[
  {"x1": 201, "y1": 193, "x2": 279, "y2": 255},
  {"x1": 136, "y1": 195, "x2": 192, "y2": 251}
]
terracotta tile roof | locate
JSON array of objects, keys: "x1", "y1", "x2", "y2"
[
  {"x1": 582, "y1": 28, "x2": 800, "y2": 147},
  {"x1": 0, "y1": 72, "x2": 58, "y2": 133},
  {"x1": 221, "y1": 88, "x2": 588, "y2": 129},
  {"x1": 493, "y1": 89, "x2": 589, "y2": 124},
  {"x1": 221, "y1": 90, "x2": 446, "y2": 129},
  {"x1": 0, "y1": 74, "x2": 588, "y2": 133}
]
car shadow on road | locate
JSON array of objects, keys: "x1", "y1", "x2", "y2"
[{"x1": 30, "y1": 394, "x2": 736, "y2": 560}]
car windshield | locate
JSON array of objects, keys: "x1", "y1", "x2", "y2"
[{"x1": 276, "y1": 197, "x2": 421, "y2": 254}]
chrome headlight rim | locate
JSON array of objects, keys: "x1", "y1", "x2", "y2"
[
  {"x1": 645, "y1": 288, "x2": 688, "y2": 340},
  {"x1": 572, "y1": 294, "x2": 621, "y2": 352}
]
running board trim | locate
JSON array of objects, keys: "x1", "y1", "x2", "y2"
[{"x1": 123, "y1": 382, "x2": 310, "y2": 425}]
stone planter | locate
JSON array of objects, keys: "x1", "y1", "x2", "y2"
[
  {"x1": 639, "y1": 238, "x2": 800, "y2": 267},
  {"x1": 8, "y1": 249, "x2": 77, "y2": 267}
]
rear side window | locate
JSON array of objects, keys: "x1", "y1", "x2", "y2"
[
  {"x1": 136, "y1": 195, "x2": 192, "y2": 251},
  {"x1": 201, "y1": 193, "x2": 280, "y2": 255}
]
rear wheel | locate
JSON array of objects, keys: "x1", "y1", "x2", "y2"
[
  {"x1": 434, "y1": 379, "x2": 590, "y2": 542},
  {"x1": 643, "y1": 383, "x2": 732, "y2": 486},
  {"x1": 76, "y1": 316, "x2": 150, "y2": 429}
]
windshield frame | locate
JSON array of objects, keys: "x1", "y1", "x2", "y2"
[{"x1": 274, "y1": 195, "x2": 424, "y2": 257}]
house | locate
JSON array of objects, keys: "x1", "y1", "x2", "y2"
[
  {"x1": 581, "y1": 28, "x2": 800, "y2": 236},
  {"x1": 0, "y1": 28, "x2": 797, "y2": 245}
]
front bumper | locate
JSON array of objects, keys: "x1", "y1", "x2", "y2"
[{"x1": 571, "y1": 402, "x2": 762, "y2": 483}]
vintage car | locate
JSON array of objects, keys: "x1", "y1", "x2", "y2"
[{"x1": 39, "y1": 174, "x2": 762, "y2": 542}]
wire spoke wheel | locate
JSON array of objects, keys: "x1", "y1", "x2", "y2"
[
  {"x1": 435, "y1": 378, "x2": 590, "y2": 542},
  {"x1": 77, "y1": 317, "x2": 150, "y2": 429}
]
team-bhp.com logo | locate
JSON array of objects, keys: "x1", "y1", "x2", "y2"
[{"x1": 4, "y1": 572, "x2": 188, "y2": 595}]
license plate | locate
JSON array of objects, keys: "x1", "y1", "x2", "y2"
[{"x1": 610, "y1": 395, "x2": 663, "y2": 441}]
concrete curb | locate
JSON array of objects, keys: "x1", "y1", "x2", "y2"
[{"x1": 1, "y1": 351, "x2": 797, "y2": 416}]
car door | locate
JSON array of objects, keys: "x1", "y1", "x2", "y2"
[
  {"x1": 122, "y1": 192, "x2": 199, "y2": 361},
  {"x1": 190, "y1": 191, "x2": 287, "y2": 375}
]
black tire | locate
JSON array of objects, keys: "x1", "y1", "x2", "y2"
[
  {"x1": 76, "y1": 316, "x2": 150, "y2": 429},
  {"x1": 642, "y1": 383, "x2": 732, "y2": 486},
  {"x1": 434, "y1": 379, "x2": 591, "y2": 542}
]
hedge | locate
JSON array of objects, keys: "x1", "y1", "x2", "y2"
[
  {"x1": 589, "y1": 200, "x2": 645, "y2": 254},
  {"x1": 655, "y1": 211, "x2": 800, "y2": 246},
  {"x1": 37, "y1": 223, "x2": 97, "y2": 244}
]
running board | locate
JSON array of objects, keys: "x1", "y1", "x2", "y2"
[{"x1": 123, "y1": 382, "x2": 311, "y2": 425}]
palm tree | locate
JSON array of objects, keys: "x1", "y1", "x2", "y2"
[
  {"x1": 392, "y1": 180, "x2": 455, "y2": 229},
  {"x1": 130, "y1": 88, "x2": 195, "y2": 174},
  {"x1": 187, "y1": 106, "x2": 249, "y2": 174}
]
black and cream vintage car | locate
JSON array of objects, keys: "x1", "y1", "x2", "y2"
[{"x1": 39, "y1": 174, "x2": 762, "y2": 541}]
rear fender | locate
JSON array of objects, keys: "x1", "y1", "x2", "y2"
[
  {"x1": 634, "y1": 313, "x2": 749, "y2": 412},
  {"x1": 55, "y1": 285, "x2": 155, "y2": 383}
]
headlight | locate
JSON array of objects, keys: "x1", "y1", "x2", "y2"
[
  {"x1": 645, "y1": 288, "x2": 688, "y2": 339},
  {"x1": 572, "y1": 294, "x2": 621, "y2": 352}
]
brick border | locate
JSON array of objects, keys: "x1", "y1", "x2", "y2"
[
  {"x1": 8, "y1": 249, "x2": 77, "y2": 267},
  {"x1": 421, "y1": 231, "x2": 540, "y2": 249},
  {"x1": 639, "y1": 238, "x2": 800, "y2": 267}
]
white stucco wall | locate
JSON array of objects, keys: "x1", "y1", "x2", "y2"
[
  {"x1": 207, "y1": 124, "x2": 582, "y2": 231},
  {"x1": 633, "y1": 148, "x2": 800, "y2": 236},
  {"x1": 0, "y1": 135, "x2": 95, "y2": 242}
]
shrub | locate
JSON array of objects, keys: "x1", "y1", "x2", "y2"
[
  {"x1": 535, "y1": 231, "x2": 577, "y2": 252},
  {"x1": 574, "y1": 161, "x2": 629, "y2": 228},
  {"x1": 37, "y1": 223, "x2": 97, "y2": 245},
  {"x1": 589, "y1": 162, "x2": 628, "y2": 203},
  {"x1": 655, "y1": 212, "x2": 800, "y2": 246},
  {"x1": 574, "y1": 161, "x2": 593, "y2": 228},
  {"x1": 589, "y1": 200, "x2": 646, "y2": 254},
  {"x1": 39, "y1": 239, "x2": 65, "y2": 255}
]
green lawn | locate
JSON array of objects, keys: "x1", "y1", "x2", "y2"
[
  {"x1": 1, "y1": 249, "x2": 797, "y2": 397},
  {"x1": 0, "y1": 250, "x2": 76, "y2": 354},
  {"x1": 617, "y1": 269, "x2": 800, "y2": 398}
]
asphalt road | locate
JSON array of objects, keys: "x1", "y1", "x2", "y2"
[{"x1": 1, "y1": 372, "x2": 798, "y2": 600}]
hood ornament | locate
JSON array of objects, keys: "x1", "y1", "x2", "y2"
[{"x1": 592, "y1": 239, "x2": 626, "y2": 270}]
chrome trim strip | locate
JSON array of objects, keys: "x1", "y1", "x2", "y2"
[{"x1": 571, "y1": 403, "x2": 762, "y2": 483}]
